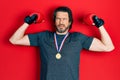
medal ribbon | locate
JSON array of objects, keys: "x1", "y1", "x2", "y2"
[{"x1": 54, "y1": 33, "x2": 69, "y2": 53}]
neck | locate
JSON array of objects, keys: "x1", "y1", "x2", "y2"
[{"x1": 56, "y1": 31, "x2": 69, "y2": 35}]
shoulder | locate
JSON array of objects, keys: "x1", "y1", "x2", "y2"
[
  {"x1": 28, "y1": 30, "x2": 54, "y2": 39},
  {"x1": 70, "y1": 32, "x2": 93, "y2": 42},
  {"x1": 69, "y1": 32, "x2": 84, "y2": 42},
  {"x1": 37, "y1": 31, "x2": 54, "y2": 40},
  {"x1": 36, "y1": 30, "x2": 54, "y2": 36},
  {"x1": 70, "y1": 32, "x2": 87, "y2": 38}
]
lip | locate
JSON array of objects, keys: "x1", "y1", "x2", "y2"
[
  {"x1": 58, "y1": 25, "x2": 65, "y2": 27},
  {"x1": 59, "y1": 25, "x2": 64, "y2": 27}
]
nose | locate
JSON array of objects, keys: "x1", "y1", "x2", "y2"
[{"x1": 59, "y1": 19, "x2": 63, "y2": 24}]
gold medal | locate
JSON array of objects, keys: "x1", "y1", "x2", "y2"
[
  {"x1": 56, "y1": 53, "x2": 61, "y2": 59},
  {"x1": 54, "y1": 33, "x2": 69, "y2": 60}
]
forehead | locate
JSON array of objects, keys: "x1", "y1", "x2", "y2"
[{"x1": 56, "y1": 11, "x2": 69, "y2": 18}]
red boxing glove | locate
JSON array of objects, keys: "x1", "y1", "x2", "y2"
[
  {"x1": 83, "y1": 13, "x2": 96, "y2": 26},
  {"x1": 30, "y1": 12, "x2": 45, "y2": 23}
]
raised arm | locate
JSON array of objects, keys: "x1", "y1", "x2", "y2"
[
  {"x1": 9, "y1": 14, "x2": 38, "y2": 46},
  {"x1": 89, "y1": 16, "x2": 115, "y2": 52},
  {"x1": 89, "y1": 26, "x2": 114, "y2": 52},
  {"x1": 9, "y1": 23, "x2": 30, "y2": 46}
]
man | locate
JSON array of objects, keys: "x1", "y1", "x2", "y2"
[{"x1": 9, "y1": 6, "x2": 114, "y2": 80}]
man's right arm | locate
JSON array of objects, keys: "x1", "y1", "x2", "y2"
[
  {"x1": 9, "y1": 13, "x2": 39, "y2": 46},
  {"x1": 9, "y1": 23, "x2": 30, "y2": 46},
  {"x1": 9, "y1": 14, "x2": 39, "y2": 46}
]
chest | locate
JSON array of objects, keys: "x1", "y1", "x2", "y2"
[{"x1": 39, "y1": 36, "x2": 82, "y2": 63}]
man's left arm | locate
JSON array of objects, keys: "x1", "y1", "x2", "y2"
[
  {"x1": 88, "y1": 16, "x2": 115, "y2": 52},
  {"x1": 89, "y1": 25, "x2": 114, "y2": 52}
]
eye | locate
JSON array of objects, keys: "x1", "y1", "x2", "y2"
[
  {"x1": 56, "y1": 18, "x2": 60, "y2": 21},
  {"x1": 63, "y1": 18, "x2": 67, "y2": 20}
]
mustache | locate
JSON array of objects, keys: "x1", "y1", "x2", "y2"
[{"x1": 58, "y1": 24, "x2": 65, "y2": 27}]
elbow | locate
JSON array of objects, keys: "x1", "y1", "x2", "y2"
[
  {"x1": 9, "y1": 38, "x2": 16, "y2": 45},
  {"x1": 104, "y1": 46, "x2": 115, "y2": 52}
]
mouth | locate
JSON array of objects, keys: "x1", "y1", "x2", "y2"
[
  {"x1": 56, "y1": 24, "x2": 69, "y2": 33},
  {"x1": 58, "y1": 24, "x2": 65, "y2": 28}
]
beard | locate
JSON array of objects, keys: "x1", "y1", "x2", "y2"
[{"x1": 55, "y1": 24, "x2": 70, "y2": 33}]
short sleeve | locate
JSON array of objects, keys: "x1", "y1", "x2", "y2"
[
  {"x1": 80, "y1": 33, "x2": 93, "y2": 50},
  {"x1": 28, "y1": 33, "x2": 40, "y2": 46}
]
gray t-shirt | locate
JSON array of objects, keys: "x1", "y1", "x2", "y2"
[{"x1": 28, "y1": 31, "x2": 93, "y2": 80}]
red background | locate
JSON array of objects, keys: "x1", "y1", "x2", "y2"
[{"x1": 0, "y1": 0, "x2": 120, "y2": 80}]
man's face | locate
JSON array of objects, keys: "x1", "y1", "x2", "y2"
[{"x1": 55, "y1": 12, "x2": 71, "y2": 33}]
